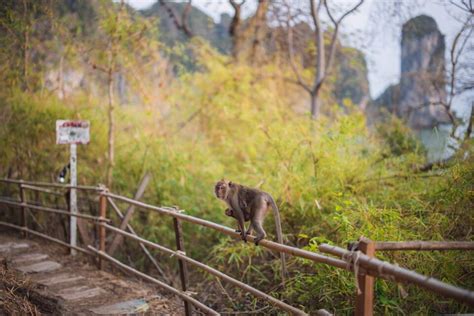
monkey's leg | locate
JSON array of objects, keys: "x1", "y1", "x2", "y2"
[
  {"x1": 235, "y1": 212, "x2": 247, "y2": 242},
  {"x1": 245, "y1": 224, "x2": 254, "y2": 236},
  {"x1": 230, "y1": 203, "x2": 247, "y2": 242},
  {"x1": 253, "y1": 222, "x2": 267, "y2": 246}
]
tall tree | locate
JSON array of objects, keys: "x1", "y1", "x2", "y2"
[
  {"x1": 286, "y1": 0, "x2": 364, "y2": 119},
  {"x1": 250, "y1": 0, "x2": 269, "y2": 64},
  {"x1": 229, "y1": 0, "x2": 246, "y2": 60},
  {"x1": 87, "y1": 1, "x2": 153, "y2": 187}
]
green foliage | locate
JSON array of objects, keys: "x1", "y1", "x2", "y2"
[
  {"x1": 0, "y1": 4, "x2": 472, "y2": 315},
  {"x1": 377, "y1": 116, "x2": 423, "y2": 156}
]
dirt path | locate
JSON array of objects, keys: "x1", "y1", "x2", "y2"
[{"x1": 0, "y1": 232, "x2": 183, "y2": 315}]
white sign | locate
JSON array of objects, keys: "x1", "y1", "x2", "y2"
[{"x1": 56, "y1": 120, "x2": 90, "y2": 144}]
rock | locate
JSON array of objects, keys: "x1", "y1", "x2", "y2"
[
  {"x1": 18, "y1": 261, "x2": 62, "y2": 273},
  {"x1": 373, "y1": 15, "x2": 450, "y2": 129},
  {"x1": 38, "y1": 273, "x2": 84, "y2": 286},
  {"x1": 0, "y1": 242, "x2": 30, "y2": 252},
  {"x1": 399, "y1": 15, "x2": 450, "y2": 129},
  {"x1": 89, "y1": 298, "x2": 149, "y2": 314},
  {"x1": 58, "y1": 286, "x2": 105, "y2": 301},
  {"x1": 13, "y1": 253, "x2": 48, "y2": 264}
]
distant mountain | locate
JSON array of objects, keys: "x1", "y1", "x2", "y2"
[
  {"x1": 140, "y1": 2, "x2": 232, "y2": 54},
  {"x1": 373, "y1": 15, "x2": 450, "y2": 130}
]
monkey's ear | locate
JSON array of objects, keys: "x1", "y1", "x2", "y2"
[{"x1": 228, "y1": 181, "x2": 233, "y2": 186}]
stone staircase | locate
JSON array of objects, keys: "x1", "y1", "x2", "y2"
[{"x1": 0, "y1": 234, "x2": 181, "y2": 314}]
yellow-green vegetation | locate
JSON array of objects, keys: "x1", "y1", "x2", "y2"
[
  {"x1": 0, "y1": 2, "x2": 473, "y2": 315},
  {"x1": 1, "y1": 47, "x2": 473, "y2": 314}
]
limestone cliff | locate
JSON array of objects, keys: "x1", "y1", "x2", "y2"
[{"x1": 373, "y1": 15, "x2": 450, "y2": 129}]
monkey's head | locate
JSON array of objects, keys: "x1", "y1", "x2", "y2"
[{"x1": 215, "y1": 179, "x2": 232, "y2": 200}]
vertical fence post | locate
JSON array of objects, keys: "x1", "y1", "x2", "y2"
[
  {"x1": 18, "y1": 182, "x2": 28, "y2": 238},
  {"x1": 70, "y1": 144, "x2": 78, "y2": 255},
  {"x1": 173, "y1": 217, "x2": 191, "y2": 316},
  {"x1": 98, "y1": 191, "x2": 107, "y2": 270},
  {"x1": 355, "y1": 237, "x2": 375, "y2": 316}
]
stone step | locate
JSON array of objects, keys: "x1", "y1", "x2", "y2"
[
  {"x1": 89, "y1": 298, "x2": 150, "y2": 314},
  {"x1": 58, "y1": 286, "x2": 105, "y2": 301},
  {"x1": 0, "y1": 242, "x2": 30, "y2": 252},
  {"x1": 37, "y1": 273, "x2": 85, "y2": 286},
  {"x1": 13, "y1": 253, "x2": 48, "y2": 264},
  {"x1": 18, "y1": 260, "x2": 62, "y2": 273}
]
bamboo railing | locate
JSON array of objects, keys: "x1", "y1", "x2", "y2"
[{"x1": 0, "y1": 178, "x2": 473, "y2": 315}]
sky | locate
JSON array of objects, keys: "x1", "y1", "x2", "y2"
[{"x1": 126, "y1": 0, "x2": 469, "y2": 100}]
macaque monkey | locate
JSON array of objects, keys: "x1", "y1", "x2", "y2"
[{"x1": 215, "y1": 179, "x2": 287, "y2": 281}]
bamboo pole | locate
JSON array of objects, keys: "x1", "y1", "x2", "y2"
[
  {"x1": 0, "y1": 198, "x2": 109, "y2": 222},
  {"x1": 173, "y1": 217, "x2": 192, "y2": 316},
  {"x1": 100, "y1": 222, "x2": 314, "y2": 315},
  {"x1": 319, "y1": 244, "x2": 474, "y2": 307},
  {"x1": 18, "y1": 183, "x2": 28, "y2": 238},
  {"x1": 98, "y1": 193, "x2": 107, "y2": 270},
  {"x1": 107, "y1": 197, "x2": 167, "y2": 279},
  {"x1": 107, "y1": 172, "x2": 151, "y2": 256},
  {"x1": 375, "y1": 241, "x2": 474, "y2": 251},
  {"x1": 0, "y1": 179, "x2": 100, "y2": 191},
  {"x1": 21, "y1": 184, "x2": 64, "y2": 196},
  {"x1": 355, "y1": 238, "x2": 375, "y2": 316},
  {"x1": 105, "y1": 193, "x2": 348, "y2": 270},
  {"x1": 87, "y1": 246, "x2": 220, "y2": 315}
]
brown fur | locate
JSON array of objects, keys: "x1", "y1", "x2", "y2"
[{"x1": 214, "y1": 179, "x2": 287, "y2": 282}]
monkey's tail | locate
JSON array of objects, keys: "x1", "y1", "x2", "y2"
[{"x1": 268, "y1": 195, "x2": 288, "y2": 285}]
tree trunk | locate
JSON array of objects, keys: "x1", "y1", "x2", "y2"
[
  {"x1": 106, "y1": 69, "x2": 115, "y2": 187},
  {"x1": 229, "y1": 0, "x2": 243, "y2": 60},
  {"x1": 310, "y1": 92, "x2": 320, "y2": 119},
  {"x1": 22, "y1": 0, "x2": 29, "y2": 91},
  {"x1": 59, "y1": 55, "x2": 65, "y2": 99},
  {"x1": 250, "y1": 0, "x2": 268, "y2": 65}
]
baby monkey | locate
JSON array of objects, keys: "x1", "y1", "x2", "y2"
[{"x1": 215, "y1": 179, "x2": 287, "y2": 280}]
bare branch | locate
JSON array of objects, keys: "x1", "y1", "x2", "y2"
[
  {"x1": 286, "y1": 14, "x2": 311, "y2": 93},
  {"x1": 309, "y1": 0, "x2": 324, "y2": 92},
  {"x1": 159, "y1": 0, "x2": 193, "y2": 38},
  {"x1": 324, "y1": 0, "x2": 364, "y2": 74},
  {"x1": 448, "y1": 15, "x2": 473, "y2": 105}
]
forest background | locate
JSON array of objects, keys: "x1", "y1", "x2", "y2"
[{"x1": 0, "y1": 0, "x2": 473, "y2": 314}]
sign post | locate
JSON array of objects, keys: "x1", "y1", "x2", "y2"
[{"x1": 56, "y1": 120, "x2": 90, "y2": 255}]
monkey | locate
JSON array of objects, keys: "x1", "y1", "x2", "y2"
[{"x1": 214, "y1": 179, "x2": 287, "y2": 282}]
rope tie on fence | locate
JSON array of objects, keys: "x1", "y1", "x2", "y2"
[{"x1": 343, "y1": 243, "x2": 362, "y2": 295}]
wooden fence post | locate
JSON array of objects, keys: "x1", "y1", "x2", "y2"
[
  {"x1": 173, "y1": 217, "x2": 191, "y2": 316},
  {"x1": 98, "y1": 191, "x2": 107, "y2": 270},
  {"x1": 355, "y1": 237, "x2": 375, "y2": 316},
  {"x1": 18, "y1": 183, "x2": 28, "y2": 238}
]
